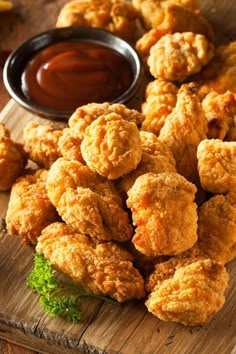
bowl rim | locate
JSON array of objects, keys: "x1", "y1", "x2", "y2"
[{"x1": 3, "y1": 26, "x2": 142, "y2": 120}]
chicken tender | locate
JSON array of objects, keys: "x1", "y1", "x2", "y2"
[
  {"x1": 197, "y1": 139, "x2": 236, "y2": 194},
  {"x1": 81, "y1": 113, "x2": 142, "y2": 179},
  {"x1": 159, "y1": 83, "x2": 207, "y2": 184},
  {"x1": 198, "y1": 192, "x2": 236, "y2": 264},
  {"x1": 141, "y1": 79, "x2": 178, "y2": 136},
  {"x1": 202, "y1": 91, "x2": 236, "y2": 141},
  {"x1": 145, "y1": 259, "x2": 229, "y2": 326},
  {"x1": 36, "y1": 222, "x2": 145, "y2": 302},
  {"x1": 46, "y1": 157, "x2": 132, "y2": 241},
  {"x1": 0, "y1": 123, "x2": 28, "y2": 191},
  {"x1": 5, "y1": 169, "x2": 59, "y2": 245},
  {"x1": 147, "y1": 32, "x2": 214, "y2": 83},
  {"x1": 56, "y1": 0, "x2": 139, "y2": 42},
  {"x1": 118, "y1": 131, "x2": 176, "y2": 193},
  {"x1": 23, "y1": 121, "x2": 63, "y2": 169},
  {"x1": 127, "y1": 172, "x2": 198, "y2": 257},
  {"x1": 145, "y1": 244, "x2": 206, "y2": 292}
]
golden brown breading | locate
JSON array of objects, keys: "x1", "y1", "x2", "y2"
[
  {"x1": 145, "y1": 259, "x2": 229, "y2": 326},
  {"x1": 46, "y1": 157, "x2": 132, "y2": 241},
  {"x1": 127, "y1": 172, "x2": 198, "y2": 257},
  {"x1": 36, "y1": 222, "x2": 145, "y2": 302},
  {"x1": 0, "y1": 123, "x2": 28, "y2": 191},
  {"x1": 141, "y1": 79, "x2": 178, "y2": 136},
  {"x1": 58, "y1": 127, "x2": 84, "y2": 163},
  {"x1": 81, "y1": 113, "x2": 142, "y2": 179},
  {"x1": 159, "y1": 83, "x2": 207, "y2": 184},
  {"x1": 5, "y1": 169, "x2": 59, "y2": 245},
  {"x1": 118, "y1": 131, "x2": 176, "y2": 193},
  {"x1": 61, "y1": 102, "x2": 144, "y2": 164},
  {"x1": 69, "y1": 102, "x2": 144, "y2": 131},
  {"x1": 196, "y1": 42, "x2": 236, "y2": 95},
  {"x1": 23, "y1": 121, "x2": 63, "y2": 169},
  {"x1": 145, "y1": 244, "x2": 206, "y2": 292},
  {"x1": 147, "y1": 32, "x2": 214, "y2": 83},
  {"x1": 132, "y1": 0, "x2": 202, "y2": 30},
  {"x1": 197, "y1": 139, "x2": 236, "y2": 194},
  {"x1": 56, "y1": 0, "x2": 139, "y2": 42},
  {"x1": 201, "y1": 91, "x2": 236, "y2": 140},
  {"x1": 198, "y1": 192, "x2": 236, "y2": 264}
]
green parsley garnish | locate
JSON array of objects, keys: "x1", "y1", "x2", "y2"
[{"x1": 27, "y1": 253, "x2": 118, "y2": 323}]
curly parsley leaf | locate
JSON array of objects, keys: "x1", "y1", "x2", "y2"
[{"x1": 27, "y1": 253, "x2": 118, "y2": 323}]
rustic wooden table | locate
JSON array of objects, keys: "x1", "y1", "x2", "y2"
[
  {"x1": 1, "y1": 1, "x2": 236, "y2": 353},
  {"x1": 0, "y1": 1, "x2": 67, "y2": 353}
]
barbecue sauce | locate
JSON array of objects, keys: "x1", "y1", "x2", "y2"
[{"x1": 21, "y1": 41, "x2": 133, "y2": 111}]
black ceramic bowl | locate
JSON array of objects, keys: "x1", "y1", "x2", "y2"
[{"x1": 3, "y1": 26, "x2": 142, "y2": 120}]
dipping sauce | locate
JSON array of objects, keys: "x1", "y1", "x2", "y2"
[{"x1": 21, "y1": 41, "x2": 133, "y2": 111}]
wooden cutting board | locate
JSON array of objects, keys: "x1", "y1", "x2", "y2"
[{"x1": 1, "y1": 1, "x2": 236, "y2": 353}]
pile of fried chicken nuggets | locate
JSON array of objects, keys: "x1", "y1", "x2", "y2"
[{"x1": 1, "y1": 0, "x2": 236, "y2": 327}]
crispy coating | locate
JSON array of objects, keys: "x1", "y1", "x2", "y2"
[
  {"x1": 198, "y1": 192, "x2": 236, "y2": 264},
  {"x1": 141, "y1": 79, "x2": 178, "y2": 136},
  {"x1": 196, "y1": 42, "x2": 236, "y2": 95},
  {"x1": 61, "y1": 103, "x2": 144, "y2": 163},
  {"x1": 147, "y1": 32, "x2": 214, "y2": 82},
  {"x1": 145, "y1": 259, "x2": 229, "y2": 326},
  {"x1": 23, "y1": 121, "x2": 63, "y2": 169},
  {"x1": 132, "y1": 0, "x2": 202, "y2": 30},
  {"x1": 0, "y1": 123, "x2": 28, "y2": 191},
  {"x1": 159, "y1": 83, "x2": 207, "y2": 184},
  {"x1": 58, "y1": 127, "x2": 84, "y2": 163},
  {"x1": 118, "y1": 131, "x2": 176, "y2": 193},
  {"x1": 69, "y1": 102, "x2": 144, "y2": 131},
  {"x1": 81, "y1": 113, "x2": 142, "y2": 179},
  {"x1": 46, "y1": 157, "x2": 132, "y2": 241},
  {"x1": 135, "y1": 4, "x2": 213, "y2": 63},
  {"x1": 127, "y1": 172, "x2": 198, "y2": 257},
  {"x1": 197, "y1": 139, "x2": 236, "y2": 194},
  {"x1": 5, "y1": 169, "x2": 59, "y2": 245},
  {"x1": 145, "y1": 244, "x2": 206, "y2": 292},
  {"x1": 202, "y1": 91, "x2": 236, "y2": 141},
  {"x1": 56, "y1": 0, "x2": 139, "y2": 42},
  {"x1": 36, "y1": 222, "x2": 145, "y2": 302}
]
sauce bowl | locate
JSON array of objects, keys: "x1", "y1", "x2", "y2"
[{"x1": 3, "y1": 26, "x2": 142, "y2": 120}]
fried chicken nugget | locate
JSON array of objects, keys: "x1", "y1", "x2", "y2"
[
  {"x1": 46, "y1": 157, "x2": 132, "y2": 241},
  {"x1": 196, "y1": 42, "x2": 236, "y2": 95},
  {"x1": 36, "y1": 222, "x2": 145, "y2": 302},
  {"x1": 118, "y1": 131, "x2": 176, "y2": 194},
  {"x1": 0, "y1": 123, "x2": 28, "y2": 191},
  {"x1": 198, "y1": 192, "x2": 236, "y2": 264},
  {"x1": 5, "y1": 169, "x2": 59, "y2": 245},
  {"x1": 197, "y1": 139, "x2": 236, "y2": 194},
  {"x1": 56, "y1": 0, "x2": 139, "y2": 42},
  {"x1": 132, "y1": 0, "x2": 202, "y2": 30},
  {"x1": 135, "y1": 4, "x2": 214, "y2": 63},
  {"x1": 202, "y1": 91, "x2": 236, "y2": 141},
  {"x1": 159, "y1": 83, "x2": 207, "y2": 184},
  {"x1": 23, "y1": 121, "x2": 63, "y2": 169},
  {"x1": 141, "y1": 79, "x2": 178, "y2": 136},
  {"x1": 127, "y1": 172, "x2": 198, "y2": 257},
  {"x1": 147, "y1": 32, "x2": 214, "y2": 83},
  {"x1": 59, "y1": 103, "x2": 144, "y2": 163},
  {"x1": 81, "y1": 113, "x2": 142, "y2": 179},
  {"x1": 145, "y1": 259, "x2": 229, "y2": 326},
  {"x1": 145, "y1": 244, "x2": 206, "y2": 292}
]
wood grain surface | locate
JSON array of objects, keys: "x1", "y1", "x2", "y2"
[{"x1": 1, "y1": 1, "x2": 236, "y2": 353}]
